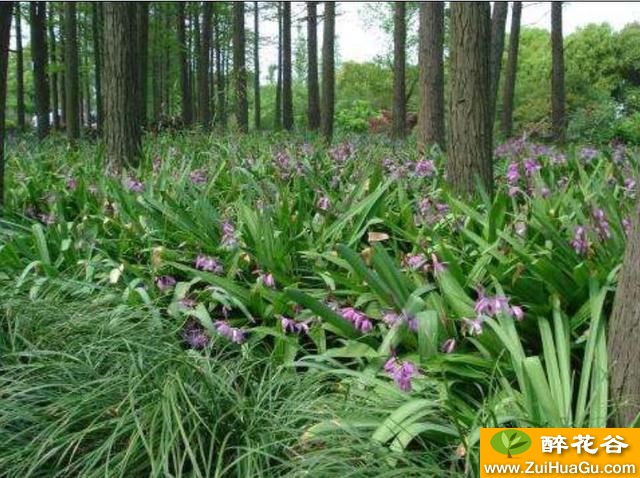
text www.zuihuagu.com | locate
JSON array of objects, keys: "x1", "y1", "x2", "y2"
[{"x1": 483, "y1": 461, "x2": 636, "y2": 474}]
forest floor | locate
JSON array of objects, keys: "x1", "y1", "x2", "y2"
[{"x1": 0, "y1": 131, "x2": 631, "y2": 476}]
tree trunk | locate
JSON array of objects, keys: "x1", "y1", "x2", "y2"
[
  {"x1": 551, "y1": 2, "x2": 566, "y2": 143},
  {"x1": 392, "y1": 1, "x2": 406, "y2": 139},
  {"x1": 177, "y1": 2, "x2": 192, "y2": 126},
  {"x1": 447, "y1": 2, "x2": 493, "y2": 198},
  {"x1": 0, "y1": 2, "x2": 12, "y2": 207},
  {"x1": 215, "y1": 11, "x2": 226, "y2": 127},
  {"x1": 275, "y1": 1, "x2": 282, "y2": 129},
  {"x1": 233, "y1": 1, "x2": 248, "y2": 132},
  {"x1": 92, "y1": 2, "x2": 102, "y2": 132},
  {"x1": 136, "y1": 2, "x2": 149, "y2": 128},
  {"x1": 30, "y1": 2, "x2": 50, "y2": 138},
  {"x1": 47, "y1": 3, "x2": 60, "y2": 129},
  {"x1": 489, "y1": 1, "x2": 508, "y2": 125},
  {"x1": 64, "y1": 1, "x2": 80, "y2": 140},
  {"x1": 197, "y1": 2, "x2": 212, "y2": 127},
  {"x1": 15, "y1": 4, "x2": 25, "y2": 130},
  {"x1": 609, "y1": 194, "x2": 640, "y2": 426},
  {"x1": 501, "y1": 1, "x2": 521, "y2": 138},
  {"x1": 82, "y1": 12, "x2": 91, "y2": 128},
  {"x1": 282, "y1": 1, "x2": 293, "y2": 130},
  {"x1": 162, "y1": 8, "x2": 171, "y2": 117},
  {"x1": 417, "y1": 1, "x2": 444, "y2": 150},
  {"x1": 306, "y1": 1, "x2": 320, "y2": 131},
  {"x1": 320, "y1": 1, "x2": 335, "y2": 143},
  {"x1": 102, "y1": 2, "x2": 141, "y2": 168},
  {"x1": 253, "y1": 1, "x2": 261, "y2": 130},
  {"x1": 58, "y1": 6, "x2": 66, "y2": 127}
]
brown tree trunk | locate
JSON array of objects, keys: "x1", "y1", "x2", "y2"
[
  {"x1": 253, "y1": 1, "x2": 261, "y2": 130},
  {"x1": 233, "y1": 1, "x2": 248, "y2": 132},
  {"x1": 136, "y1": 2, "x2": 149, "y2": 128},
  {"x1": 64, "y1": 1, "x2": 80, "y2": 140},
  {"x1": 82, "y1": 11, "x2": 91, "y2": 129},
  {"x1": 551, "y1": 1, "x2": 566, "y2": 143},
  {"x1": 320, "y1": 1, "x2": 335, "y2": 143},
  {"x1": 307, "y1": 1, "x2": 320, "y2": 131},
  {"x1": 102, "y1": 2, "x2": 141, "y2": 168},
  {"x1": 215, "y1": 11, "x2": 226, "y2": 127},
  {"x1": 58, "y1": 6, "x2": 66, "y2": 127},
  {"x1": 282, "y1": 1, "x2": 293, "y2": 130},
  {"x1": 609, "y1": 194, "x2": 640, "y2": 426},
  {"x1": 92, "y1": 2, "x2": 102, "y2": 132},
  {"x1": 198, "y1": 2, "x2": 212, "y2": 127},
  {"x1": 275, "y1": 2, "x2": 282, "y2": 129},
  {"x1": 447, "y1": 2, "x2": 493, "y2": 198},
  {"x1": 47, "y1": 2, "x2": 60, "y2": 129},
  {"x1": 30, "y1": 1, "x2": 50, "y2": 138},
  {"x1": 489, "y1": 1, "x2": 508, "y2": 125},
  {"x1": 417, "y1": 2, "x2": 444, "y2": 151},
  {"x1": 0, "y1": 2, "x2": 12, "y2": 207},
  {"x1": 15, "y1": 4, "x2": 25, "y2": 130},
  {"x1": 501, "y1": 1, "x2": 521, "y2": 138},
  {"x1": 178, "y1": 2, "x2": 192, "y2": 126},
  {"x1": 392, "y1": 1, "x2": 406, "y2": 139}
]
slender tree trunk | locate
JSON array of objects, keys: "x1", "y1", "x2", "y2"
[
  {"x1": 92, "y1": 2, "x2": 102, "y2": 132},
  {"x1": 551, "y1": 1, "x2": 566, "y2": 143},
  {"x1": 215, "y1": 12, "x2": 226, "y2": 127},
  {"x1": 83, "y1": 14, "x2": 91, "y2": 128},
  {"x1": 307, "y1": 1, "x2": 320, "y2": 130},
  {"x1": 64, "y1": 2, "x2": 80, "y2": 139},
  {"x1": 447, "y1": 2, "x2": 493, "y2": 198},
  {"x1": 320, "y1": 1, "x2": 335, "y2": 143},
  {"x1": 392, "y1": 1, "x2": 406, "y2": 139},
  {"x1": 15, "y1": 4, "x2": 25, "y2": 130},
  {"x1": 198, "y1": 2, "x2": 212, "y2": 127},
  {"x1": 609, "y1": 194, "x2": 640, "y2": 426},
  {"x1": 58, "y1": 6, "x2": 66, "y2": 127},
  {"x1": 417, "y1": 1, "x2": 444, "y2": 150},
  {"x1": 282, "y1": 1, "x2": 293, "y2": 130},
  {"x1": 253, "y1": 1, "x2": 261, "y2": 130},
  {"x1": 275, "y1": 2, "x2": 282, "y2": 129},
  {"x1": 47, "y1": 3, "x2": 60, "y2": 129},
  {"x1": 0, "y1": 2, "x2": 12, "y2": 207},
  {"x1": 136, "y1": 2, "x2": 149, "y2": 128},
  {"x1": 102, "y1": 2, "x2": 141, "y2": 168},
  {"x1": 501, "y1": 1, "x2": 521, "y2": 138},
  {"x1": 30, "y1": 2, "x2": 50, "y2": 138},
  {"x1": 233, "y1": 1, "x2": 248, "y2": 132},
  {"x1": 177, "y1": 2, "x2": 192, "y2": 126},
  {"x1": 191, "y1": 5, "x2": 200, "y2": 124},
  {"x1": 162, "y1": 8, "x2": 171, "y2": 116},
  {"x1": 489, "y1": 1, "x2": 508, "y2": 124}
]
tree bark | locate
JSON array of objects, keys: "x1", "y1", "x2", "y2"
[
  {"x1": 47, "y1": 3, "x2": 60, "y2": 129},
  {"x1": 0, "y1": 2, "x2": 12, "y2": 207},
  {"x1": 215, "y1": 11, "x2": 226, "y2": 127},
  {"x1": 177, "y1": 2, "x2": 192, "y2": 126},
  {"x1": 233, "y1": 1, "x2": 248, "y2": 132},
  {"x1": 92, "y1": 2, "x2": 102, "y2": 132},
  {"x1": 102, "y1": 2, "x2": 141, "y2": 168},
  {"x1": 15, "y1": 3, "x2": 25, "y2": 130},
  {"x1": 320, "y1": 1, "x2": 335, "y2": 143},
  {"x1": 82, "y1": 9, "x2": 91, "y2": 128},
  {"x1": 30, "y1": 1, "x2": 50, "y2": 138},
  {"x1": 136, "y1": 2, "x2": 149, "y2": 128},
  {"x1": 275, "y1": 2, "x2": 282, "y2": 129},
  {"x1": 551, "y1": 1, "x2": 566, "y2": 143},
  {"x1": 447, "y1": 2, "x2": 493, "y2": 198},
  {"x1": 64, "y1": 1, "x2": 80, "y2": 139},
  {"x1": 282, "y1": 1, "x2": 293, "y2": 130},
  {"x1": 609, "y1": 195, "x2": 640, "y2": 426},
  {"x1": 417, "y1": 1, "x2": 444, "y2": 150},
  {"x1": 392, "y1": 1, "x2": 406, "y2": 139},
  {"x1": 501, "y1": 1, "x2": 521, "y2": 138},
  {"x1": 306, "y1": 1, "x2": 320, "y2": 130},
  {"x1": 58, "y1": 6, "x2": 66, "y2": 127},
  {"x1": 197, "y1": 2, "x2": 212, "y2": 127},
  {"x1": 253, "y1": 1, "x2": 261, "y2": 130},
  {"x1": 489, "y1": 1, "x2": 508, "y2": 125}
]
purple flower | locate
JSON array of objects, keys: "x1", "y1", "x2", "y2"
[
  {"x1": 126, "y1": 177, "x2": 144, "y2": 193},
  {"x1": 623, "y1": 178, "x2": 636, "y2": 197},
  {"x1": 506, "y1": 162, "x2": 520, "y2": 184},
  {"x1": 340, "y1": 307, "x2": 373, "y2": 333},
  {"x1": 592, "y1": 208, "x2": 611, "y2": 241},
  {"x1": 511, "y1": 305, "x2": 524, "y2": 321},
  {"x1": 383, "y1": 311, "x2": 417, "y2": 331},
  {"x1": 195, "y1": 254, "x2": 223, "y2": 274},
  {"x1": 258, "y1": 272, "x2": 276, "y2": 288},
  {"x1": 523, "y1": 159, "x2": 541, "y2": 177},
  {"x1": 182, "y1": 320, "x2": 210, "y2": 349},
  {"x1": 384, "y1": 357, "x2": 420, "y2": 392},
  {"x1": 66, "y1": 177, "x2": 77, "y2": 191},
  {"x1": 179, "y1": 297, "x2": 197, "y2": 309},
  {"x1": 571, "y1": 226, "x2": 589, "y2": 255},
  {"x1": 474, "y1": 287, "x2": 522, "y2": 319},
  {"x1": 580, "y1": 147, "x2": 598, "y2": 163},
  {"x1": 462, "y1": 317, "x2": 484, "y2": 336},
  {"x1": 550, "y1": 152, "x2": 567, "y2": 165},
  {"x1": 329, "y1": 143, "x2": 352, "y2": 164},
  {"x1": 221, "y1": 220, "x2": 238, "y2": 249},
  {"x1": 214, "y1": 320, "x2": 246, "y2": 344},
  {"x1": 431, "y1": 253, "x2": 446, "y2": 273},
  {"x1": 441, "y1": 338, "x2": 457, "y2": 354},
  {"x1": 317, "y1": 195, "x2": 330, "y2": 211},
  {"x1": 280, "y1": 316, "x2": 311, "y2": 334},
  {"x1": 404, "y1": 253, "x2": 429, "y2": 272},
  {"x1": 38, "y1": 212, "x2": 57, "y2": 225},
  {"x1": 414, "y1": 158, "x2": 436, "y2": 178},
  {"x1": 156, "y1": 275, "x2": 177, "y2": 291},
  {"x1": 190, "y1": 169, "x2": 207, "y2": 184}
]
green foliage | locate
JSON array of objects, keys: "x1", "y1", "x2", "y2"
[{"x1": 335, "y1": 100, "x2": 377, "y2": 133}]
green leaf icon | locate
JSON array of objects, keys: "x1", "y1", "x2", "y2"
[
  {"x1": 501, "y1": 432, "x2": 510, "y2": 449},
  {"x1": 509, "y1": 440, "x2": 529, "y2": 450},
  {"x1": 510, "y1": 436, "x2": 521, "y2": 447}
]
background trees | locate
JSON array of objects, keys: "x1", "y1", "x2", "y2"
[
  {"x1": 30, "y1": 1, "x2": 49, "y2": 138},
  {"x1": 320, "y1": 1, "x2": 335, "y2": 142},
  {"x1": 551, "y1": 1, "x2": 566, "y2": 143},
  {"x1": 0, "y1": 2, "x2": 12, "y2": 206},
  {"x1": 392, "y1": 1, "x2": 406, "y2": 139},
  {"x1": 233, "y1": 1, "x2": 248, "y2": 132}
]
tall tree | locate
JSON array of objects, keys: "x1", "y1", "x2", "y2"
[
  {"x1": 177, "y1": 2, "x2": 193, "y2": 126},
  {"x1": 306, "y1": 1, "x2": 320, "y2": 130},
  {"x1": 30, "y1": 1, "x2": 50, "y2": 138},
  {"x1": 215, "y1": 9, "x2": 226, "y2": 127},
  {"x1": 253, "y1": 1, "x2": 261, "y2": 130},
  {"x1": 58, "y1": 6, "x2": 66, "y2": 127},
  {"x1": 501, "y1": 1, "x2": 522, "y2": 138},
  {"x1": 447, "y1": 2, "x2": 492, "y2": 198},
  {"x1": 489, "y1": 2, "x2": 508, "y2": 124},
  {"x1": 282, "y1": 1, "x2": 293, "y2": 130},
  {"x1": 609, "y1": 195, "x2": 640, "y2": 426},
  {"x1": 320, "y1": 1, "x2": 335, "y2": 143},
  {"x1": 551, "y1": 1, "x2": 566, "y2": 143},
  {"x1": 47, "y1": 2, "x2": 60, "y2": 129},
  {"x1": 275, "y1": 2, "x2": 282, "y2": 129},
  {"x1": 233, "y1": 1, "x2": 248, "y2": 132},
  {"x1": 392, "y1": 1, "x2": 406, "y2": 139},
  {"x1": 198, "y1": 2, "x2": 212, "y2": 127},
  {"x1": 417, "y1": 2, "x2": 444, "y2": 150},
  {"x1": 102, "y1": 2, "x2": 141, "y2": 168},
  {"x1": 0, "y1": 2, "x2": 12, "y2": 207},
  {"x1": 92, "y1": 2, "x2": 102, "y2": 131},
  {"x1": 136, "y1": 2, "x2": 149, "y2": 128},
  {"x1": 15, "y1": 4, "x2": 25, "y2": 130},
  {"x1": 64, "y1": 2, "x2": 80, "y2": 139}
]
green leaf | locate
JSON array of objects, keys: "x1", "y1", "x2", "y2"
[{"x1": 501, "y1": 432, "x2": 510, "y2": 450}]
